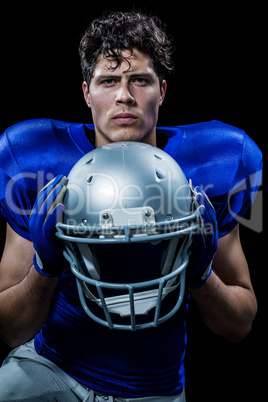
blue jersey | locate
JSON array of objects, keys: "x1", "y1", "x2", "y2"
[{"x1": 0, "y1": 119, "x2": 262, "y2": 397}]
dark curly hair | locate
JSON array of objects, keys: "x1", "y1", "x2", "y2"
[{"x1": 79, "y1": 11, "x2": 175, "y2": 86}]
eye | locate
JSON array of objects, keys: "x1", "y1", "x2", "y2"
[
  {"x1": 101, "y1": 78, "x2": 117, "y2": 86},
  {"x1": 132, "y1": 77, "x2": 149, "y2": 85}
]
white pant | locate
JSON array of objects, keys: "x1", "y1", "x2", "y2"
[{"x1": 0, "y1": 341, "x2": 186, "y2": 402}]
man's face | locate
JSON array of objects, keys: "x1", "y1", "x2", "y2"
[{"x1": 83, "y1": 49, "x2": 167, "y2": 147}]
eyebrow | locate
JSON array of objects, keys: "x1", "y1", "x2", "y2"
[
  {"x1": 95, "y1": 73, "x2": 154, "y2": 82},
  {"x1": 95, "y1": 74, "x2": 121, "y2": 81}
]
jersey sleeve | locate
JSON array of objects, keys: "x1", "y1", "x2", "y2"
[
  {"x1": 213, "y1": 131, "x2": 262, "y2": 237},
  {"x1": 0, "y1": 118, "x2": 85, "y2": 241},
  {"x1": 0, "y1": 125, "x2": 38, "y2": 241}
]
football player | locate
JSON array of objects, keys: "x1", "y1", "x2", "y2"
[{"x1": 0, "y1": 11, "x2": 262, "y2": 401}]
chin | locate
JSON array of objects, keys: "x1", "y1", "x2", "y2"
[
  {"x1": 96, "y1": 126, "x2": 156, "y2": 147},
  {"x1": 111, "y1": 128, "x2": 154, "y2": 145}
]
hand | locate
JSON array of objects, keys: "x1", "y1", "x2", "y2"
[
  {"x1": 187, "y1": 185, "x2": 218, "y2": 289},
  {"x1": 29, "y1": 175, "x2": 67, "y2": 277}
]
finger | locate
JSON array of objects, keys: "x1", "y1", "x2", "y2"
[
  {"x1": 37, "y1": 184, "x2": 65, "y2": 217},
  {"x1": 195, "y1": 192, "x2": 205, "y2": 208},
  {"x1": 36, "y1": 176, "x2": 67, "y2": 216},
  {"x1": 43, "y1": 203, "x2": 65, "y2": 237},
  {"x1": 32, "y1": 178, "x2": 62, "y2": 215},
  {"x1": 197, "y1": 205, "x2": 214, "y2": 248},
  {"x1": 37, "y1": 174, "x2": 66, "y2": 196},
  {"x1": 198, "y1": 205, "x2": 212, "y2": 228},
  {"x1": 195, "y1": 187, "x2": 215, "y2": 212},
  {"x1": 45, "y1": 185, "x2": 67, "y2": 222}
]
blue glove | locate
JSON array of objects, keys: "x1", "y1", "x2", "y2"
[
  {"x1": 29, "y1": 175, "x2": 67, "y2": 277},
  {"x1": 187, "y1": 184, "x2": 218, "y2": 289}
]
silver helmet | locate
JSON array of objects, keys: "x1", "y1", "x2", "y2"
[{"x1": 56, "y1": 142, "x2": 200, "y2": 330}]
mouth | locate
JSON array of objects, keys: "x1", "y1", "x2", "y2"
[{"x1": 112, "y1": 113, "x2": 138, "y2": 125}]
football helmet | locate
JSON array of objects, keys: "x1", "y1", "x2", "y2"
[{"x1": 56, "y1": 142, "x2": 200, "y2": 330}]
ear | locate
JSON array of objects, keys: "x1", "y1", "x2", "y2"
[
  {"x1": 82, "y1": 81, "x2": 91, "y2": 108},
  {"x1": 159, "y1": 80, "x2": 167, "y2": 106}
]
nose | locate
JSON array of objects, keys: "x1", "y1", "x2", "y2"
[{"x1": 115, "y1": 82, "x2": 135, "y2": 105}]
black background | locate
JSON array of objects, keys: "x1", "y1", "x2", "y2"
[{"x1": 0, "y1": 2, "x2": 265, "y2": 401}]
